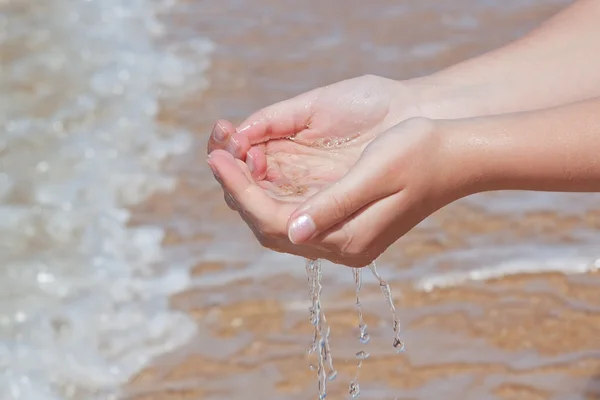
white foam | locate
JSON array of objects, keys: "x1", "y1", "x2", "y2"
[
  {"x1": 416, "y1": 256, "x2": 600, "y2": 292},
  {"x1": 1, "y1": 0, "x2": 214, "y2": 398}
]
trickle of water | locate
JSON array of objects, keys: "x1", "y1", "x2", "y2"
[
  {"x1": 305, "y1": 261, "x2": 404, "y2": 399},
  {"x1": 306, "y1": 259, "x2": 337, "y2": 400},
  {"x1": 349, "y1": 267, "x2": 369, "y2": 398},
  {"x1": 323, "y1": 324, "x2": 337, "y2": 381},
  {"x1": 368, "y1": 262, "x2": 405, "y2": 353},
  {"x1": 353, "y1": 268, "x2": 370, "y2": 344}
]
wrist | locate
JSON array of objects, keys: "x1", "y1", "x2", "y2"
[
  {"x1": 390, "y1": 118, "x2": 483, "y2": 209},
  {"x1": 433, "y1": 118, "x2": 493, "y2": 200},
  {"x1": 404, "y1": 75, "x2": 496, "y2": 120}
]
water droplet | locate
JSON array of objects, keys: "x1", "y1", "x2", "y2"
[
  {"x1": 356, "y1": 351, "x2": 370, "y2": 360},
  {"x1": 349, "y1": 381, "x2": 360, "y2": 398},
  {"x1": 359, "y1": 329, "x2": 370, "y2": 344},
  {"x1": 327, "y1": 370, "x2": 338, "y2": 381},
  {"x1": 393, "y1": 337, "x2": 405, "y2": 352}
]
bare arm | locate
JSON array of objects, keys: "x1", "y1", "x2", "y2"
[
  {"x1": 413, "y1": 0, "x2": 600, "y2": 119},
  {"x1": 442, "y1": 96, "x2": 600, "y2": 196}
]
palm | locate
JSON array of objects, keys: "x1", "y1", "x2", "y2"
[
  {"x1": 251, "y1": 76, "x2": 416, "y2": 203},
  {"x1": 254, "y1": 138, "x2": 362, "y2": 203}
]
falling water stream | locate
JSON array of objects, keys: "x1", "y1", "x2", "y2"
[{"x1": 306, "y1": 259, "x2": 404, "y2": 399}]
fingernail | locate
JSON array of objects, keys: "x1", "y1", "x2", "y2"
[
  {"x1": 225, "y1": 137, "x2": 239, "y2": 155},
  {"x1": 214, "y1": 123, "x2": 227, "y2": 143},
  {"x1": 246, "y1": 153, "x2": 255, "y2": 174},
  {"x1": 288, "y1": 214, "x2": 316, "y2": 244}
]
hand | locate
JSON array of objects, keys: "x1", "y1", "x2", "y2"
[
  {"x1": 207, "y1": 74, "x2": 422, "y2": 172},
  {"x1": 207, "y1": 118, "x2": 463, "y2": 267}
]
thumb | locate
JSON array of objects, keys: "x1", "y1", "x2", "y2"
[{"x1": 287, "y1": 147, "x2": 397, "y2": 244}]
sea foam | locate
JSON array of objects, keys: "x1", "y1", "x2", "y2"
[{"x1": 0, "y1": 0, "x2": 213, "y2": 398}]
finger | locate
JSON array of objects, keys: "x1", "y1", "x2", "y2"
[
  {"x1": 315, "y1": 191, "x2": 415, "y2": 267},
  {"x1": 246, "y1": 145, "x2": 267, "y2": 180},
  {"x1": 286, "y1": 147, "x2": 398, "y2": 244},
  {"x1": 224, "y1": 132, "x2": 252, "y2": 160},
  {"x1": 207, "y1": 150, "x2": 295, "y2": 234},
  {"x1": 224, "y1": 192, "x2": 237, "y2": 210},
  {"x1": 207, "y1": 120, "x2": 236, "y2": 154},
  {"x1": 236, "y1": 88, "x2": 321, "y2": 145}
]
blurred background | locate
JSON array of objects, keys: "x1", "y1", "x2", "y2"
[{"x1": 5, "y1": 0, "x2": 600, "y2": 399}]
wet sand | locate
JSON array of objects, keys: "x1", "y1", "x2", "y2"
[
  {"x1": 125, "y1": 270, "x2": 600, "y2": 399},
  {"x1": 123, "y1": 0, "x2": 600, "y2": 398},
  {"x1": 126, "y1": 205, "x2": 600, "y2": 399}
]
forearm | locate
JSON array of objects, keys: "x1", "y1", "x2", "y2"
[
  {"x1": 441, "y1": 97, "x2": 600, "y2": 196},
  {"x1": 411, "y1": 0, "x2": 600, "y2": 119}
]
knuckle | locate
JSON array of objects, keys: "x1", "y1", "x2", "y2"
[{"x1": 329, "y1": 193, "x2": 354, "y2": 221}]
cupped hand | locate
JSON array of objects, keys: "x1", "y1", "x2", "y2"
[
  {"x1": 207, "y1": 75, "x2": 422, "y2": 170},
  {"x1": 207, "y1": 117, "x2": 462, "y2": 268}
]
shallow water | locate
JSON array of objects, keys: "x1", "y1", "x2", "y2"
[
  {"x1": 5, "y1": 0, "x2": 600, "y2": 399},
  {"x1": 1, "y1": 1, "x2": 211, "y2": 398}
]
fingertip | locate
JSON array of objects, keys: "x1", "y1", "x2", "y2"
[
  {"x1": 287, "y1": 214, "x2": 316, "y2": 244},
  {"x1": 225, "y1": 133, "x2": 251, "y2": 160},
  {"x1": 247, "y1": 146, "x2": 267, "y2": 180},
  {"x1": 214, "y1": 120, "x2": 232, "y2": 142},
  {"x1": 207, "y1": 157, "x2": 219, "y2": 178},
  {"x1": 288, "y1": 202, "x2": 312, "y2": 227},
  {"x1": 207, "y1": 149, "x2": 237, "y2": 175},
  {"x1": 208, "y1": 148, "x2": 233, "y2": 161},
  {"x1": 207, "y1": 120, "x2": 236, "y2": 153}
]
